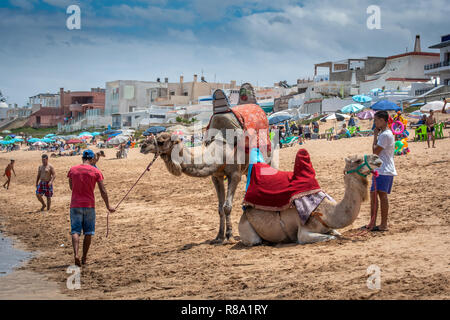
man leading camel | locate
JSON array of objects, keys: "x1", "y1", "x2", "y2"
[
  {"x1": 35, "y1": 154, "x2": 55, "y2": 211},
  {"x1": 68, "y1": 149, "x2": 115, "y2": 266}
]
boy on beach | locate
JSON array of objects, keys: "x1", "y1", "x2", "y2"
[
  {"x1": 365, "y1": 110, "x2": 397, "y2": 231},
  {"x1": 35, "y1": 154, "x2": 56, "y2": 211},
  {"x1": 3, "y1": 160, "x2": 16, "y2": 190},
  {"x1": 425, "y1": 110, "x2": 436, "y2": 148},
  {"x1": 67, "y1": 149, "x2": 115, "y2": 267}
]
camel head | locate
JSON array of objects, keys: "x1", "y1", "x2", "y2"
[
  {"x1": 344, "y1": 154, "x2": 382, "y2": 177},
  {"x1": 140, "y1": 132, "x2": 181, "y2": 155}
]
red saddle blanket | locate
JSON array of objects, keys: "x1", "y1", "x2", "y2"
[
  {"x1": 243, "y1": 149, "x2": 321, "y2": 211},
  {"x1": 207, "y1": 103, "x2": 271, "y2": 153}
]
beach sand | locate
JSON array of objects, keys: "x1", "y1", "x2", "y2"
[{"x1": 0, "y1": 124, "x2": 449, "y2": 299}]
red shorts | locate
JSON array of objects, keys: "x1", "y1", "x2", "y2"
[
  {"x1": 5, "y1": 171, "x2": 11, "y2": 178},
  {"x1": 36, "y1": 181, "x2": 53, "y2": 198}
]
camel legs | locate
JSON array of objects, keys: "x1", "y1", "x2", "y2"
[
  {"x1": 211, "y1": 175, "x2": 226, "y2": 243},
  {"x1": 238, "y1": 212, "x2": 262, "y2": 246},
  {"x1": 297, "y1": 228, "x2": 336, "y2": 245},
  {"x1": 223, "y1": 171, "x2": 241, "y2": 240}
]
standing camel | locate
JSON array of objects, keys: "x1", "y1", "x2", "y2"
[{"x1": 140, "y1": 131, "x2": 274, "y2": 244}]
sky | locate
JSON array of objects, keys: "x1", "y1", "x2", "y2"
[{"x1": 0, "y1": 0, "x2": 449, "y2": 106}]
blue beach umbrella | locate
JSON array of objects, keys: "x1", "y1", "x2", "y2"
[
  {"x1": 143, "y1": 126, "x2": 166, "y2": 136},
  {"x1": 352, "y1": 95, "x2": 372, "y2": 103},
  {"x1": 341, "y1": 103, "x2": 365, "y2": 114},
  {"x1": 41, "y1": 138, "x2": 55, "y2": 143},
  {"x1": 370, "y1": 100, "x2": 402, "y2": 111},
  {"x1": 268, "y1": 114, "x2": 292, "y2": 125},
  {"x1": 28, "y1": 138, "x2": 40, "y2": 143}
]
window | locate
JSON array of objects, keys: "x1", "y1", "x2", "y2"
[
  {"x1": 170, "y1": 91, "x2": 175, "y2": 96},
  {"x1": 123, "y1": 85, "x2": 135, "y2": 99}
]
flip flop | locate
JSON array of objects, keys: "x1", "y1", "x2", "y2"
[{"x1": 371, "y1": 226, "x2": 388, "y2": 232}]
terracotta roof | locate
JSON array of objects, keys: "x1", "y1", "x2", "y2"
[
  {"x1": 386, "y1": 78, "x2": 430, "y2": 82},
  {"x1": 304, "y1": 99, "x2": 323, "y2": 104},
  {"x1": 32, "y1": 107, "x2": 63, "y2": 116},
  {"x1": 386, "y1": 52, "x2": 439, "y2": 60}
]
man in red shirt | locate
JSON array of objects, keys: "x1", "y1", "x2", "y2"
[{"x1": 68, "y1": 149, "x2": 115, "y2": 267}]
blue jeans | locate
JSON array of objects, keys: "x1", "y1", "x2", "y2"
[{"x1": 70, "y1": 208, "x2": 96, "y2": 235}]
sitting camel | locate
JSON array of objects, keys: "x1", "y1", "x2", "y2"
[{"x1": 239, "y1": 154, "x2": 382, "y2": 245}]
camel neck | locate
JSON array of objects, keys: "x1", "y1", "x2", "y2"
[{"x1": 326, "y1": 174, "x2": 367, "y2": 229}]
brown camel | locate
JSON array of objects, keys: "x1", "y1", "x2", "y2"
[
  {"x1": 238, "y1": 154, "x2": 383, "y2": 245},
  {"x1": 140, "y1": 130, "x2": 276, "y2": 244}
]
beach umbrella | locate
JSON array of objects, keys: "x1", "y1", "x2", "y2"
[
  {"x1": 0, "y1": 140, "x2": 11, "y2": 145},
  {"x1": 108, "y1": 132, "x2": 122, "y2": 138},
  {"x1": 67, "y1": 139, "x2": 82, "y2": 144},
  {"x1": 0, "y1": 136, "x2": 3, "y2": 140},
  {"x1": 341, "y1": 103, "x2": 365, "y2": 114},
  {"x1": 91, "y1": 132, "x2": 101, "y2": 136},
  {"x1": 370, "y1": 100, "x2": 401, "y2": 111},
  {"x1": 4, "y1": 135, "x2": 12, "y2": 141},
  {"x1": 108, "y1": 135, "x2": 129, "y2": 145},
  {"x1": 420, "y1": 101, "x2": 444, "y2": 112},
  {"x1": 102, "y1": 129, "x2": 121, "y2": 135},
  {"x1": 407, "y1": 111, "x2": 425, "y2": 119},
  {"x1": 79, "y1": 136, "x2": 92, "y2": 140},
  {"x1": 41, "y1": 138, "x2": 55, "y2": 143},
  {"x1": 320, "y1": 113, "x2": 349, "y2": 122},
  {"x1": 63, "y1": 135, "x2": 78, "y2": 140},
  {"x1": 8, "y1": 134, "x2": 16, "y2": 138},
  {"x1": 15, "y1": 136, "x2": 23, "y2": 139},
  {"x1": 352, "y1": 95, "x2": 372, "y2": 103},
  {"x1": 357, "y1": 109, "x2": 375, "y2": 120},
  {"x1": 2, "y1": 130, "x2": 11, "y2": 134},
  {"x1": 268, "y1": 114, "x2": 292, "y2": 125},
  {"x1": 13, "y1": 138, "x2": 24, "y2": 142},
  {"x1": 33, "y1": 141, "x2": 47, "y2": 146},
  {"x1": 28, "y1": 138, "x2": 40, "y2": 143},
  {"x1": 45, "y1": 134, "x2": 56, "y2": 138},
  {"x1": 144, "y1": 126, "x2": 166, "y2": 135}
]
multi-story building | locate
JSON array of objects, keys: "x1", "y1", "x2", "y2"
[
  {"x1": 425, "y1": 34, "x2": 450, "y2": 86},
  {"x1": 28, "y1": 93, "x2": 60, "y2": 113}
]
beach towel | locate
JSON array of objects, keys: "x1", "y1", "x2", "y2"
[{"x1": 243, "y1": 149, "x2": 321, "y2": 211}]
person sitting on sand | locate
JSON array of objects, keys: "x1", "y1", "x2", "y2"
[
  {"x1": 35, "y1": 154, "x2": 56, "y2": 211},
  {"x1": 67, "y1": 149, "x2": 115, "y2": 267},
  {"x1": 336, "y1": 123, "x2": 351, "y2": 139},
  {"x1": 3, "y1": 159, "x2": 16, "y2": 190}
]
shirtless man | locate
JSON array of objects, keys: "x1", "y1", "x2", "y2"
[
  {"x1": 3, "y1": 159, "x2": 16, "y2": 190},
  {"x1": 425, "y1": 109, "x2": 436, "y2": 148},
  {"x1": 35, "y1": 154, "x2": 56, "y2": 211}
]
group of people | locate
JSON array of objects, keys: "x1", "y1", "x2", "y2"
[{"x1": 2, "y1": 148, "x2": 113, "y2": 267}]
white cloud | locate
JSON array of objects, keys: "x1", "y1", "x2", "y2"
[{"x1": 9, "y1": 0, "x2": 37, "y2": 10}]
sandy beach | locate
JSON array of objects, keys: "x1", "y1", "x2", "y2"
[{"x1": 0, "y1": 123, "x2": 449, "y2": 300}]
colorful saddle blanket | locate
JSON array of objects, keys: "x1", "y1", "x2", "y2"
[
  {"x1": 207, "y1": 103, "x2": 271, "y2": 153},
  {"x1": 243, "y1": 149, "x2": 321, "y2": 211}
]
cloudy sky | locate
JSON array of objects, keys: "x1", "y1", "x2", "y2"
[{"x1": 1, "y1": 0, "x2": 449, "y2": 105}]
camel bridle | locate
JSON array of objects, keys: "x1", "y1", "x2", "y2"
[{"x1": 344, "y1": 155, "x2": 374, "y2": 178}]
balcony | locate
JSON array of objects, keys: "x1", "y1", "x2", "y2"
[
  {"x1": 69, "y1": 103, "x2": 83, "y2": 112},
  {"x1": 424, "y1": 60, "x2": 450, "y2": 71}
]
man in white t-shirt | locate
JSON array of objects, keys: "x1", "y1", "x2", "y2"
[{"x1": 365, "y1": 110, "x2": 397, "y2": 232}]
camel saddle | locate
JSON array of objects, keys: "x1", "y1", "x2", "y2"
[
  {"x1": 207, "y1": 88, "x2": 271, "y2": 153},
  {"x1": 243, "y1": 149, "x2": 321, "y2": 211}
]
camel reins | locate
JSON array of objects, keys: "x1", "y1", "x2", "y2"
[{"x1": 106, "y1": 141, "x2": 160, "y2": 238}]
